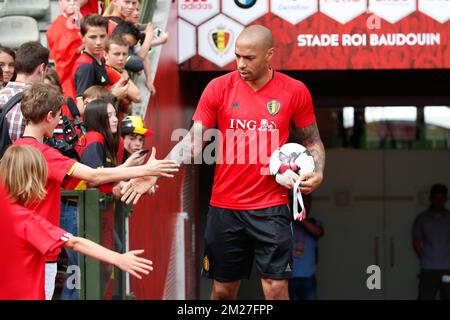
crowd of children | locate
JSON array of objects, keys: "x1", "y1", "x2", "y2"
[{"x1": 0, "y1": 0, "x2": 173, "y2": 300}]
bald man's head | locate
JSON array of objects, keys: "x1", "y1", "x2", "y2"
[
  {"x1": 234, "y1": 25, "x2": 274, "y2": 83},
  {"x1": 236, "y1": 25, "x2": 274, "y2": 50}
]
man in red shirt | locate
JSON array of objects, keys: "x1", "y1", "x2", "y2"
[
  {"x1": 14, "y1": 82, "x2": 179, "y2": 299},
  {"x1": 121, "y1": 25, "x2": 325, "y2": 300}
]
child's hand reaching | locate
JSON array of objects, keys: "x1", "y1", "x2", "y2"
[{"x1": 112, "y1": 249, "x2": 153, "y2": 279}]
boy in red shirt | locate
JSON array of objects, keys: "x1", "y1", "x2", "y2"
[
  {"x1": 0, "y1": 145, "x2": 153, "y2": 300},
  {"x1": 105, "y1": 35, "x2": 141, "y2": 115},
  {"x1": 14, "y1": 82, "x2": 179, "y2": 299},
  {"x1": 71, "y1": 14, "x2": 129, "y2": 114},
  {"x1": 105, "y1": 0, "x2": 157, "y2": 95}
]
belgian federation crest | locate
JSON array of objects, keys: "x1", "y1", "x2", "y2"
[
  {"x1": 266, "y1": 99, "x2": 281, "y2": 116},
  {"x1": 209, "y1": 25, "x2": 233, "y2": 54}
]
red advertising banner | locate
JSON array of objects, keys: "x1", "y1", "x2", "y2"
[{"x1": 177, "y1": 0, "x2": 450, "y2": 70}]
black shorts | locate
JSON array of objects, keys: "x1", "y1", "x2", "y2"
[{"x1": 202, "y1": 204, "x2": 293, "y2": 282}]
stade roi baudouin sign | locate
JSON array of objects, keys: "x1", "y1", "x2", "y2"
[{"x1": 177, "y1": 0, "x2": 450, "y2": 70}]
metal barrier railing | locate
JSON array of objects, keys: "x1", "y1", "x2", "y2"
[
  {"x1": 113, "y1": 200, "x2": 133, "y2": 299},
  {"x1": 60, "y1": 189, "x2": 131, "y2": 300}
]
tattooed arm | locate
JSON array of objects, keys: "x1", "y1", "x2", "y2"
[
  {"x1": 166, "y1": 122, "x2": 209, "y2": 165},
  {"x1": 294, "y1": 122, "x2": 325, "y2": 194},
  {"x1": 121, "y1": 122, "x2": 209, "y2": 204}
]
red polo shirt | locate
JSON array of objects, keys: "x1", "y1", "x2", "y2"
[{"x1": 192, "y1": 70, "x2": 316, "y2": 210}]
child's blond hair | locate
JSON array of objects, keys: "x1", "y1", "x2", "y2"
[{"x1": 0, "y1": 145, "x2": 47, "y2": 206}]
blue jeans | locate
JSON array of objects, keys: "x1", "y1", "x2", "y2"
[
  {"x1": 60, "y1": 201, "x2": 80, "y2": 300},
  {"x1": 289, "y1": 275, "x2": 317, "y2": 300}
]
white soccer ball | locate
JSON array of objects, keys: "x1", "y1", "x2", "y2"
[{"x1": 269, "y1": 143, "x2": 315, "y2": 189}]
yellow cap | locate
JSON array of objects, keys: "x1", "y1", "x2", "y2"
[{"x1": 121, "y1": 116, "x2": 153, "y2": 136}]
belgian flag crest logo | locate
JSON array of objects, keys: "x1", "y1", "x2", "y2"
[
  {"x1": 210, "y1": 25, "x2": 232, "y2": 54},
  {"x1": 266, "y1": 99, "x2": 281, "y2": 116}
]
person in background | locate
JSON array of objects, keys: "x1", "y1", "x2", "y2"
[
  {"x1": 125, "y1": 0, "x2": 168, "y2": 48},
  {"x1": 103, "y1": 0, "x2": 138, "y2": 35},
  {"x1": 0, "y1": 42, "x2": 48, "y2": 143},
  {"x1": 413, "y1": 183, "x2": 450, "y2": 300},
  {"x1": 73, "y1": 99, "x2": 137, "y2": 298},
  {"x1": 80, "y1": 0, "x2": 100, "y2": 16},
  {"x1": 120, "y1": 115, "x2": 152, "y2": 164},
  {"x1": 105, "y1": 35, "x2": 141, "y2": 116},
  {"x1": 44, "y1": 67, "x2": 76, "y2": 119},
  {"x1": 46, "y1": 0, "x2": 83, "y2": 98},
  {"x1": 125, "y1": 1, "x2": 140, "y2": 25},
  {"x1": 82, "y1": 85, "x2": 115, "y2": 106},
  {"x1": 104, "y1": 0, "x2": 157, "y2": 95},
  {"x1": 0, "y1": 46, "x2": 15, "y2": 86},
  {"x1": 0, "y1": 144, "x2": 153, "y2": 300},
  {"x1": 71, "y1": 14, "x2": 128, "y2": 114},
  {"x1": 14, "y1": 82, "x2": 179, "y2": 299},
  {"x1": 289, "y1": 194, "x2": 324, "y2": 300},
  {"x1": 58, "y1": 91, "x2": 140, "y2": 299}
]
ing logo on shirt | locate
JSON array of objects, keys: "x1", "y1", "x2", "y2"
[
  {"x1": 229, "y1": 118, "x2": 278, "y2": 131},
  {"x1": 266, "y1": 99, "x2": 281, "y2": 116}
]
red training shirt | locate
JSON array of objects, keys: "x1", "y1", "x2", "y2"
[
  {"x1": 70, "y1": 51, "x2": 110, "y2": 101},
  {"x1": 46, "y1": 14, "x2": 82, "y2": 99},
  {"x1": 106, "y1": 65, "x2": 122, "y2": 87},
  {"x1": 107, "y1": 16, "x2": 123, "y2": 36},
  {"x1": 80, "y1": 0, "x2": 100, "y2": 16},
  {"x1": 0, "y1": 202, "x2": 70, "y2": 300},
  {"x1": 192, "y1": 70, "x2": 316, "y2": 210},
  {"x1": 14, "y1": 138, "x2": 77, "y2": 260},
  {"x1": 66, "y1": 131, "x2": 114, "y2": 194}
]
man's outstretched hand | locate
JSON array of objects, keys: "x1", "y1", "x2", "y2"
[
  {"x1": 120, "y1": 148, "x2": 179, "y2": 205},
  {"x1": 120, "y1": 176, "x2": 158, "y2": 205},
  {"x1": 144, "y1": 147, "x2": 179, "y2": 178}
]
